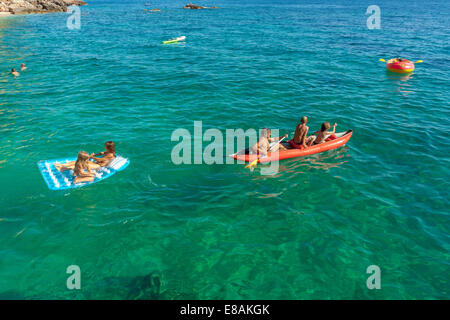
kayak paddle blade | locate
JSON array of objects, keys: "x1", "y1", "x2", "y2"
[{"x1": 245, "y1": 159, "x2": 258, "y2": 169}]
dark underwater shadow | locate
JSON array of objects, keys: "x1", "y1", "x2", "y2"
[
  {"x1": 86, "y1": 272, "x2": 162, "y2": 300},
  {"x1": 86, "y1": 272, "x2": 197, "y2": 300},
  {"x1": 0, "y1": 290, "x2": 26, "y2": 300}
]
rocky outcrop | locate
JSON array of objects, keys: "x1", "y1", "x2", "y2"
[
  {"x1": 183, "y1": 3, "x2": 217, "y2": 9},
  {"x1": 0, "y1": 0, "x2": 87, "y2": 15}
]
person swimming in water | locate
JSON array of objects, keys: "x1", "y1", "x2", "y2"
[
  {"x1": 288, "y1": 116, "x2": 312, "y2": 149},
  {"x1": 11, "y1": 68, "x2": 19, "y2": 77},
  {"x1": 20, "y1": 63, "x2": 27, "y2": 71},
  {"x1": 310, "y1": 122, "x2": 337, "y2": 145}
]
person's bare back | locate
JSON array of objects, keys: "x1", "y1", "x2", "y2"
[
  {"x1": 293, "y1": 123, "x2": 309, "y2": 145},
  {"x1": 288, "y1": 116, "x2": 310, "y2": 149}
]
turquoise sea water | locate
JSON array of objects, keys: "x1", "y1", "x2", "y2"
[{"x1": 0, "y1": 0, "x2": 449, "y2": 299}]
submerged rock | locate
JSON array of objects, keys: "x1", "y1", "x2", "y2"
[
  {"x1": 0, "y1": 0, "x2": 87, "y2": 15},
  {"x1": 88, "y1": 272, "x2": 162, "y2": 300}
]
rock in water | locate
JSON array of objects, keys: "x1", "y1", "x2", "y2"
[{"x1": 0, "y1": 0, "x2": 87, "y2": 15}]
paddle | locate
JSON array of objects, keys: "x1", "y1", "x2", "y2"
[
  {"x1": 379, "y1": 58, "x2": 386, "y2": 62},
  {"x1": 245, "y1": 137, "x2": 286, "y2": 169}
]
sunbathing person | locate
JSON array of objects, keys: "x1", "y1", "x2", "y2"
[
  {"x1": 53, "y1": 151, "x2": 98, "y2": 183},
  {"x1": 54, "y1": 141, "x2": 116, "y2": 172},
  {"x1": 90, "y1": 141, "x2": 116, "y2": 166}
]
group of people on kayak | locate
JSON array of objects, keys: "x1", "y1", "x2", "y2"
[{"x1": 244, "y1": 117, "x2": 338, "y2": 157}]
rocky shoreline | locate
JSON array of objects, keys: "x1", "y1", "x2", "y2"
[{"x1": 0, "y1": 0, "x2": 86, "y2": 15}]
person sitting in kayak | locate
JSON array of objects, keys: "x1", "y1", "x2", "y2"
[
  {"x1": 246, "y1": 128, "x2": 288, "y2": 156},
  {"x1": 310, "y1": 122, "x2": 337, "y2": 145},
  {"x1": 288, "y1": 116, "x2": 312, "y2": 149},
  {"x1": 89, "y1": 141, "x2": 116, "y2": 166}
]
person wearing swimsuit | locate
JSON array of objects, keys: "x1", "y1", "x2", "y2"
[{"x1": 288, "y1": 116, "x2": 310, "y2": 149}]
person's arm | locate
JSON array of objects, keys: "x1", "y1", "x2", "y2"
[
  {"x1": 329, "y1": 123, "x2": 337, "y2": 135},
  {"x1": 91, "y1": 151, "x2": 105, "y2": 157},
  {"x1": 269, "y1": 134, "x2": 288, "y2": 142},
  {"x1": 302, "y1": 127, "x2": 309, "y2": 147}
]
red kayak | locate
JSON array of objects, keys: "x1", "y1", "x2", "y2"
[
  {"x1": 232, "y1": 130, "x2": 353, "y2": 163},
  {"x1": 386, "y1": 58, "x2": 414, "y2": 73}
]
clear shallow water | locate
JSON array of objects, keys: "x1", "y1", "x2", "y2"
[{"x1": 0, "y1": 0, "x2": 449, "y2": 299}]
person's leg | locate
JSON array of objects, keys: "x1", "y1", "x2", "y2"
[
  {"x1": 55, "y1": 163, "x2": 76, "y2": 172},
  {"x1": 54, "y1": 161, "x2": 76, "y2": 171},
  {"x1": 74, "y1": 174, "x2": 95, "y2": 184},
  {"x1": 87, "y1": 162, "x2": 101, "y2": 170}
]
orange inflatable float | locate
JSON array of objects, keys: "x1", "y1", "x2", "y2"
[
  {"x1": 386, "y1": 58, "x2": 415, "y2": 73},
  {"x1": 380, "y1": 58, "x2": 422, "y2": 73}
]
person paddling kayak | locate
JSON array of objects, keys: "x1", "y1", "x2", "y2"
[{"x1": 245, "y1": 128, "x2": 288, "y2": 157}]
